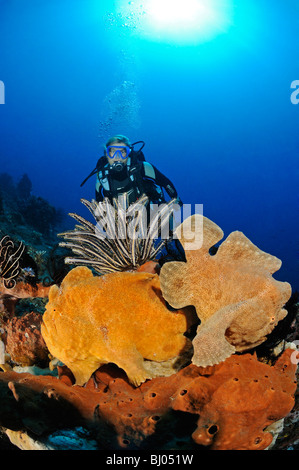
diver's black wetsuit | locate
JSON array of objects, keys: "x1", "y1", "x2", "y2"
[{"x1": 95, "y1": 159, "x2": 181, "y2": 206}]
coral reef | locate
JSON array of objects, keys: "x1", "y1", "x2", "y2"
[
  {"x1": 58, "y1": 195, "x2": 176, "y2": 274},
  {"x1": 0, "y1": 186, "x2": 297, "y2": 451},
  {"x1": 160, "y1": 214, "x2": 292, "y2": 367},
  {"x1": 0, "y1": 279, "x2": 50, "y2": 371},
  {"x1": 41, "y1": 266, "x2": 196, "y2": 386},
  {"x1": 0, "y1": 279, "x2": 49, "y2": 302},
  {"x1": 22, "y1": 196, "x2": 58, "y2": 237},
  {"x1": 0, "y1": 280, "x2": 50, "y2": 325},
  {"x1": 42, "y1": 244, "x2": 71, "y2": 286},
  {"x1": 0, "y1": 175, "x2": 68, "y2": 373},
  {"x1": 5, "y1": 312, "x2": 48, "y2": 367},
  {"x1": 0, "y1": 172, "x2": 67, "y2": 244},
  {"x1": 16, "y1": 173, "x2": 32, "y2": 200},
  {"x1": 0, "y1": 348, "x2": 296, "y2": 450}
]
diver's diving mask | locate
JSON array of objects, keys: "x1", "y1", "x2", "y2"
[{"x1": 107, "y1": 145, "x2": 131, "y2": 160}]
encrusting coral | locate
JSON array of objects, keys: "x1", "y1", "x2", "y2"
[
  {"x1": 160, "y1": 214, "x2": 292, "y2": 368},
  {"x1": 41, "y1": 266, "x2": 196, "y2": 386},
  {"x1": 5, "y1": 312, "x2": 48, "y2": 367},
  {"x1": 0, "y1": 279, "x2": 50, "y2": 371}
]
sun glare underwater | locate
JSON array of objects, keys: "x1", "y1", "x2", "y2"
[{"x1": 115, "y1": 0, "x2": 233, "y2": 45}]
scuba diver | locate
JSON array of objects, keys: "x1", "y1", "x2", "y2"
[
  {"x1": 81, "y1": 135, "x2": 183, "y2": 208},
  {"x1": 80, "y1": 134, "x2": 184, "y2": 262}
]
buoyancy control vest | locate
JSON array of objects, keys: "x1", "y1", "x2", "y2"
[
  {"x1": 80, "y1": 141, "x2": 168, "y2": 206},
  {"x1": 95, "y1": 156, "x2": 165, "y2": 206}
]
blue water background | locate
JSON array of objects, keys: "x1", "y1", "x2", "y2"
[{"x1": 0, "y1": 0, "x2": 298, "y2": 289}]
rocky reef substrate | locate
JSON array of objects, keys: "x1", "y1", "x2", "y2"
[{"x1": 0, "y1": 174, "x2": 298, "y2": 450}]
